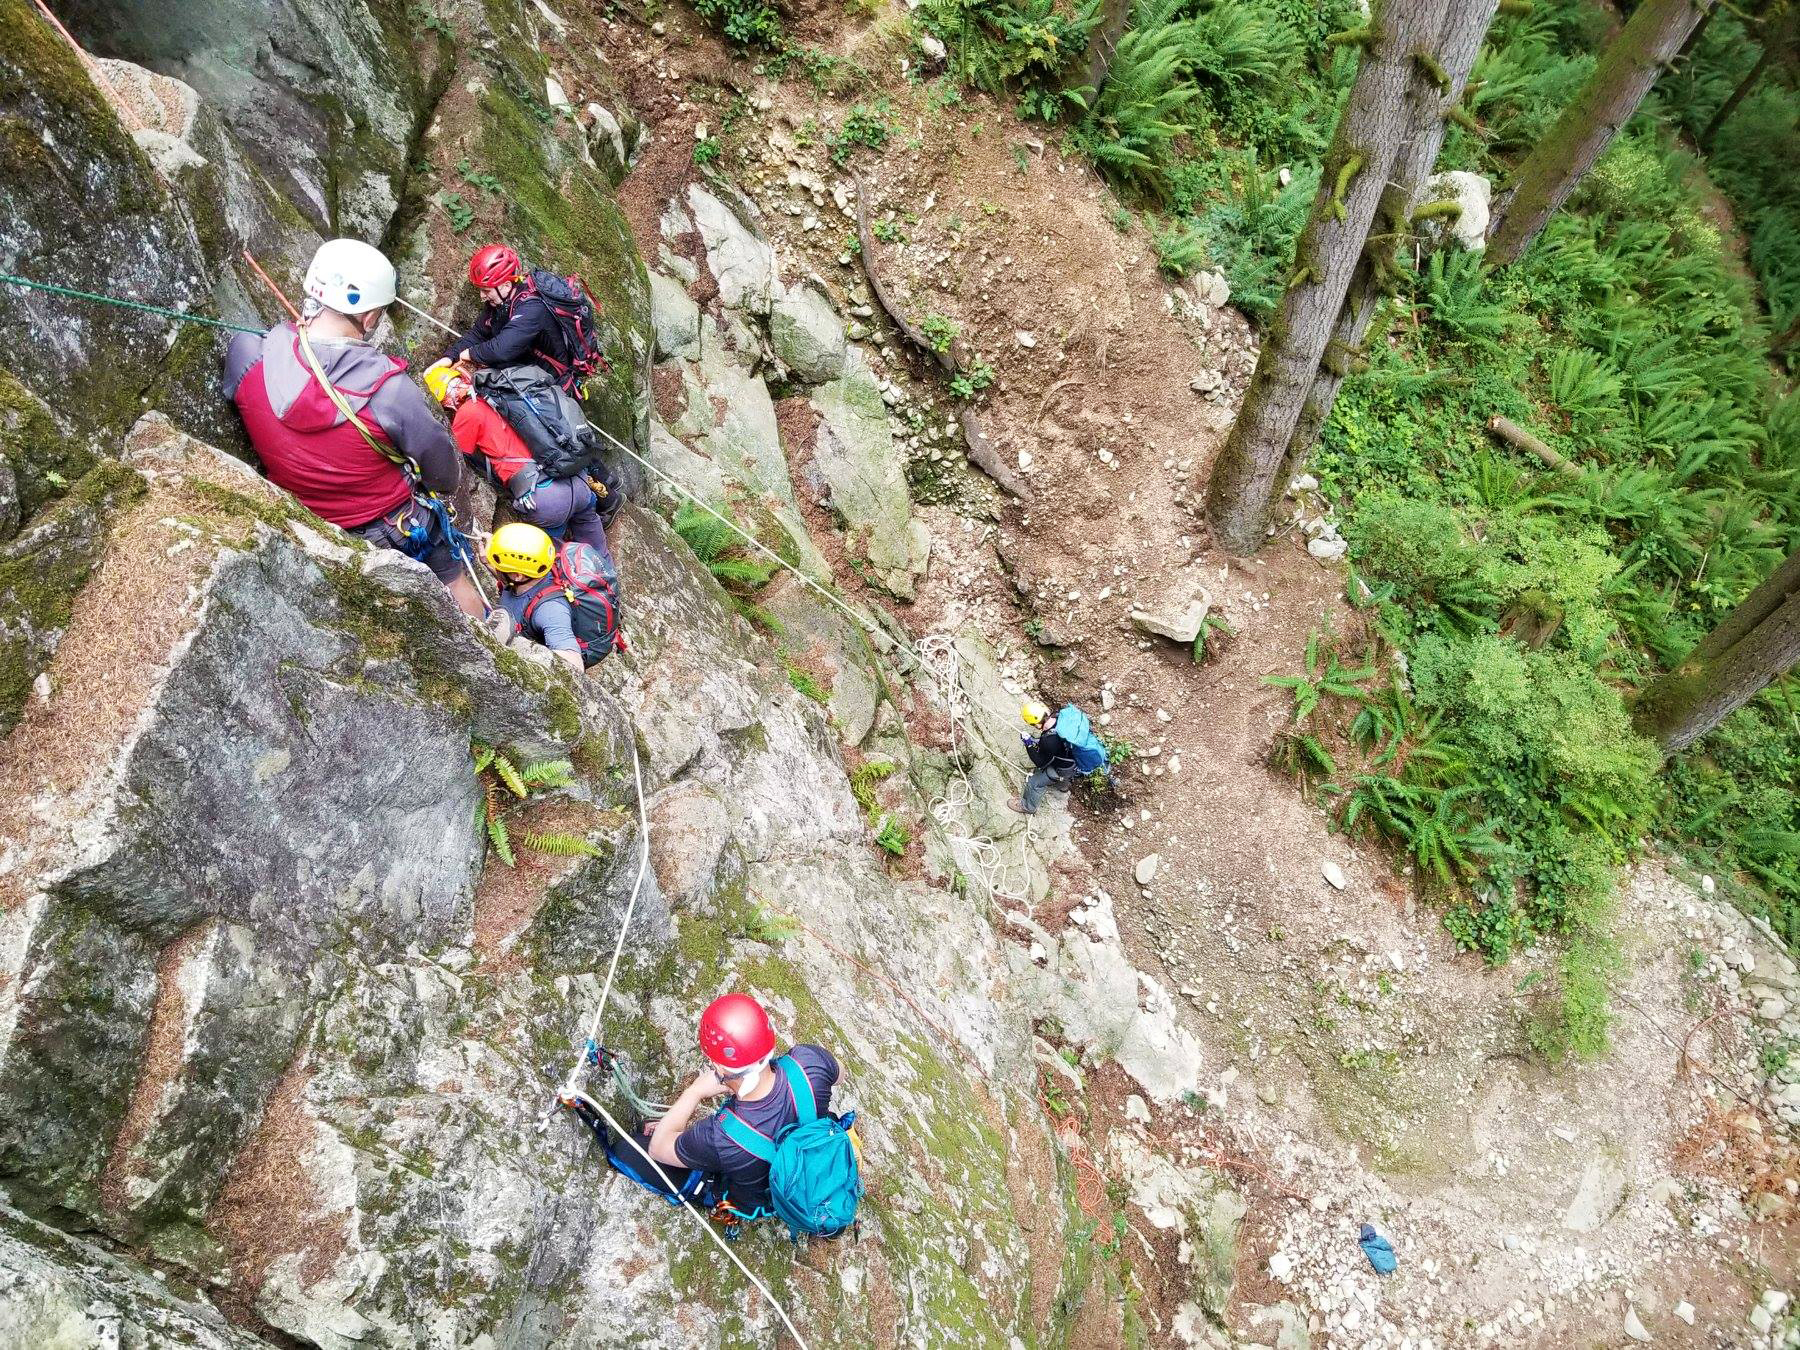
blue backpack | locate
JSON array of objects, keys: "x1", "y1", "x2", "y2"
[
  {"x1": 719, "y1": 1056, "x2": 863, "y2": 1241},
  {"x1": 1054, "y1": 705, "x2": 1108, "y2": 774}
]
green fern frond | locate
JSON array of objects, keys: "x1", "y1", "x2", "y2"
[
  {"x1": 494, "y1": 755, "x2": 528, "y2": 799},
  {"x1": 522, "y1": 830, "x2": 603, "y2": 857},
  {"x1": 472, "y1": 743, "x2": 496, "y2": 774},
  {"x1": 520, "y1": 759, "x2": 575, "y2": 789},
  {"x1": 487, "y1": 814, "x2": 516, "y2": 867}
]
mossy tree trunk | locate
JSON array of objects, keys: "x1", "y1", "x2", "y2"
[
  {"x1": 1203, "y1": 0, "x2": 1444, "y2": 555},
  {"x1": 1634, "y1": 546, "x2": 1800, "y2": 753},
  {"x1": 1485, "y1": 0, "x2": 1708, "y2": 268},
  {"x1": 1084, "y1": 0, "x2": 1137, "y2": 94},
  {"x1": 1286, "y1": 0, "x2": 1498, "y2": 475}
]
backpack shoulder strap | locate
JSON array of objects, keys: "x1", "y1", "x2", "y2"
[
  {"x1": 778, "y1": 1055, "x2": 817, "y2": 1125},
  {"x1": 718, "y1": 1107, "x2": 776, "y2": 1163}
]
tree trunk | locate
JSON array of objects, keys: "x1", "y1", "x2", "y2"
[
  {"x1": 1676, "y1": 0, "x2": 1719, "y2": 61},
  {"x1": 1772, "y1": 308, "x2": 1800, "y2": 355},
  {"x1": 1204, "y1": 0, "x2": 1444, "y2": 555},
  {"x1": 1699, "y1": 10, "x2": 1793, "y2": 149},
  {"x1": 1285, "y1": 0, "x2": 1498, "y2": 475},
  {"x1": 1634, "y1": 546, "x2": 1800, "y2": 752},
  {"x1": 1485, "y1": 0, "x2": 1707, "y2": 268},
  {"x1": 1084, "y1": 0, "x2": 1137, "y2": 94}
]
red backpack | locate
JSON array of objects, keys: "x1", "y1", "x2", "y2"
[{"x1": 521, "y1": 540, "x2": 625, "y2": 667}]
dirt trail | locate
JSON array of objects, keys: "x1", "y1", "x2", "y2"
[{"x1": 579, "y1": 10, "x2": 1799, "y2": 1342}]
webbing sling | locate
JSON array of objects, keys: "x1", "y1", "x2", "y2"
[{"x1": 717, "y1": 1057, "x2": 814, "y2": 1163}]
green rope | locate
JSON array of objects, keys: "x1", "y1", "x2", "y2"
[{"x1": 0, "y1": 272, "x2": 263, "y2": 335}]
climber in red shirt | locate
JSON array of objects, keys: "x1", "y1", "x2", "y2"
[{"x1": 422, "y1": 360, "x2": 610, "y2": 552}]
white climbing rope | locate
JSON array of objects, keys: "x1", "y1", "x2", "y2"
[{"x1": 562, "y1": 729, "x2": 651, "y2": 1096}]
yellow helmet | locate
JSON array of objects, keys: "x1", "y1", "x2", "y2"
[
  {"x1": 1020, "y1": 698, "x2": 1050, "y2": 727},
  {"x1": 486, "y1": 522, "x2": 555, "y2": 578},
  {"x1": 423, "y1": 359, "x2": 470, "y2": 407}
]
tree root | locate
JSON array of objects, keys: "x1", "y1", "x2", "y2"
[{"x1": 852, "y1": 176, "x2": 1032, "y2": 503}]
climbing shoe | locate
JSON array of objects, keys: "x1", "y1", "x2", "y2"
[{"x1": 559, "y1": 1090, "x2": 614, "y2": 1148}]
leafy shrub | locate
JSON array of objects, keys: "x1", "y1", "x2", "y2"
[
  {"x1": 1168, "y1": 150, "x2": 1316, "y2": 324},
  {"x1": 692, "y1": 0, "x2": 784, "y2": 46}
]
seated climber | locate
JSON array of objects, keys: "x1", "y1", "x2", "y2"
[
  {"x1": 568, "y1": 994, "x2": 857, "y2": 1237},
  {"x1": 482, "y1": 522, "x2": 624, "y2": 673},
  {"x1": 221, "y1": 238, "x2": 484, "y2": 617},
  {"x1": 448, "y1": 244, "x2": 606, "y2": 396},
  {"x1": 423, "y1": 360, "x2": 612, "y2": 549},
  {"x1": 1010, "y1": 698, "x2": 1108, "y2": 815}
]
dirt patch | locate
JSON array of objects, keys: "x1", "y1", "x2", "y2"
[
  {"x1": 651, "y1": 363, "x2": 688, "y2": 424},
  {"x1": 471, "y1": 798, "x2": 605, "y2": 961},
  {"x1": 100, "y1": 920, "x2": 214, "y2": 1216},
  {"x1": 209, "y1": 1049, "x2": 347, "y2": 1302}
]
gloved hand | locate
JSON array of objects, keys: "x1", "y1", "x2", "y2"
[
  {"x1": 483, "y1": 610, "x2": 516, "y2": 644},
  {"x1": 514, "y1": 486, "x2": 537, "y2": 514}
]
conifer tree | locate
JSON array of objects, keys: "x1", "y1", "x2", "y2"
[{"x1": 1204, "y1": 0, "x2": 1445, "y2": 554}]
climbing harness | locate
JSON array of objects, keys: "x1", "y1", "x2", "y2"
[{"x1": 0, "y1": 272, "x2": 262, "y2": 335}]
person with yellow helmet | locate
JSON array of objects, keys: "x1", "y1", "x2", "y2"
[
  {"x1": 1010, "y1": 696, "x2": 1107, "y2": 814},
  {"x1": 483, "y1": 522, "x2": 624, "y2": 672},
  {"x1": 422, "y1": 359, "x2": 612, "y2": 552}
]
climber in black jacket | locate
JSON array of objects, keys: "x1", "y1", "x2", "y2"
[{"x1": 448, "y1": 244, "x2": 586, "y2": 393}]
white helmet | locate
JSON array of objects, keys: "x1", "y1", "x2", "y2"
[{"x1": 303, "y1": 238, "x2": 397, "y2": 316}]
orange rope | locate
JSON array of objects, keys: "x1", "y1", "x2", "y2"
[
  {"x1": 30, "y1": 0, "x2": 145, "y2": 133},
  {"x1": 242, "y1": 250, "x2": 301, "y2": 323}
]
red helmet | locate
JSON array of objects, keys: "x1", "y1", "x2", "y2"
[
  {"x1": 468, "y1": 244, "x2": 521, "y2": 289},
  {"x1": 698, "y1": 993, "x2": 775, "y2": 1069}
]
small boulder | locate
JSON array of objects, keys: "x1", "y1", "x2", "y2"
[
  {"x1": 1322, "y1": 860, "x2": 1346, "y2": 890},
  {"x1": 1673, "y1": 1302, "x2": 1695, "y2": 1326},
  {"x1": 648, "y1": 272, "x2": 701, "y2": 361},
  {"x1": 1192, "y1": 269, "x2": 1230, "y2": 308},
  {"x1": 1130, "y1": 584, "x2": 1212, "y2": 645},
  {"x1": 1623, "y1": 1305, "x2": 1651, "y2": 1343},
  {"x1": 1418, "y1": 171, "x2": 1492, "y2": 254},
  {"x1": 770, "y1": 283, "x2": 848, "y2": 382},
  {"x1": 1135, "y1": 854, "x2": 1160, "y2": 886},
  {"x1": 1307, "y1": 536, "x2": 1349, "y2": 562}
]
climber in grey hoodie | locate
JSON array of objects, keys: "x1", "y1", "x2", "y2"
[{"x1": 221, "y1": 238, "x2": 484, "y2": 617}]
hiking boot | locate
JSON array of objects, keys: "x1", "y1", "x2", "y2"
[{"x1": 1008, "y1": 797, "x2": 1036, "y2": 815}]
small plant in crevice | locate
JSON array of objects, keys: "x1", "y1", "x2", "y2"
[
  {"x1": 671, "y1": 500, "x2": 780, "y2": 592},
  {"x1": 438, "y1": 191, "x2": 475, "y2": 233},
  {"x1": 922, "y1": 313, "x2": 960, "y2": 353},
  {"x1": 693, "y1": 137, "x2": 723, "y2": 165},
  {"x1": 785, "y1": 660, "x2": 830, "y2": 705},
  {"x1": 873, "y1": 814, "x2": 911, "y2": 856},
  {"x1": 949, "y1": 359, "x2": 995, "y2": 400},
  {"x1": 472, "y1": 744, "x2": 599, "y2": 867}
]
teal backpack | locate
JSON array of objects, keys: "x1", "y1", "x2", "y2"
[
  {"x1": 1054, "y1": 704, "x2": 1108, "y2": 774},
  {"x1": 719, "y1": 1056, "x2": 863, "y2": 1241}
]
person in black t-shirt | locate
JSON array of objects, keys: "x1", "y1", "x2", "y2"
[{"x1": 584, "y1": 993, "x2": 841, "y2": 1220}]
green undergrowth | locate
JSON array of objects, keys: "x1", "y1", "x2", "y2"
[{"x1": 1214, "y1": 0, "x2": 1800, "y2": 1059}]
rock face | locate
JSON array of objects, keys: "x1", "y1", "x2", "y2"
[
  {"x1": 0, "y1": 420, "x2": 1083, "y2": 1343},
  {"x1": 58, "y1": 0, "x2": 439, "y2": 239},
  {"x1": 0, "y1": 2, "x2": 1106, "y2": 1343}
]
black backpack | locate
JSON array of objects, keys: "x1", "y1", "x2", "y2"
[
  {"x1": 519, "y1": 269, "x2": 609, "y2": 392},
  {"x1": 475, "y1": 366, "x2": 622, "y2": 523}
]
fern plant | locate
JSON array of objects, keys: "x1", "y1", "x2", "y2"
[
  {"x1": 672, "y1": 500, "x2": 780, "y2": 591},
  {"x1": 1264, "y1": 631, "x2": 1374, "y2": 724},
  {"x1": 472, "y1": 743, "x2": 599, "y2": 868}
]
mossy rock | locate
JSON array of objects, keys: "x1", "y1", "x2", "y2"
[{"x1": 0, "y1": 367, "x2": 94, "y2": 540}]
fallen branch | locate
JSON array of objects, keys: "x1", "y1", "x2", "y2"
[
  {"x1": 1485, "y1": 414, "x2": 1582, "y2": 476},
  {"x1": 852, "y1": 176, "x2": 1033, "y2": 503}
]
